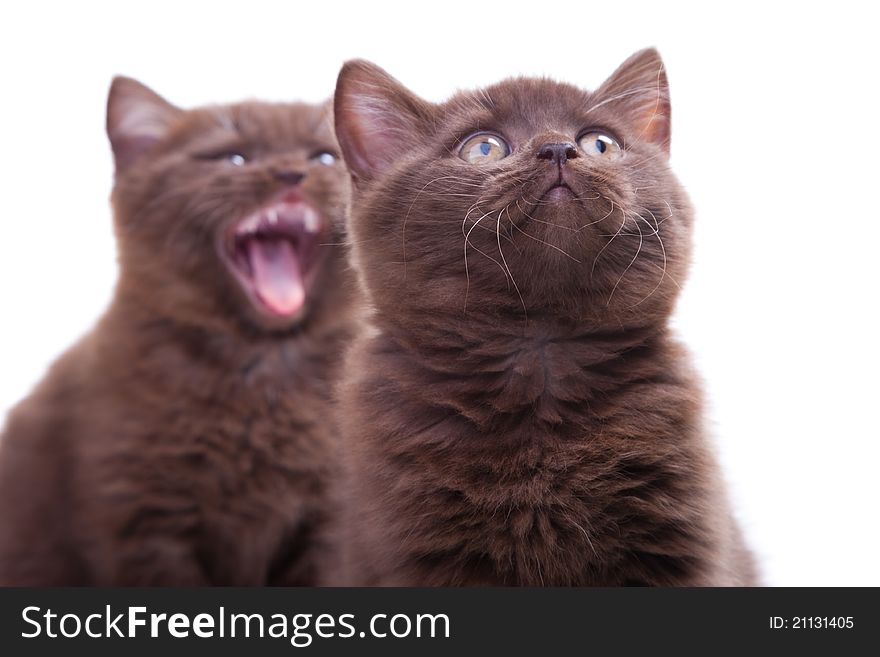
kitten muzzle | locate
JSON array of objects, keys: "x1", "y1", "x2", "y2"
[{"x1": 225, "y1": 196, "x2": 323, "y2": 318}]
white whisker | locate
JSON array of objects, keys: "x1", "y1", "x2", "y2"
[
  {"x1": 495, "y1": 206, "x2": 527, "y2": 318},
  {"x1": 607, "y1": 211, "x2": 644, "y2": 305},
  {"x1": 590, "y1": 203, "x2": 627, "y2": 281}
]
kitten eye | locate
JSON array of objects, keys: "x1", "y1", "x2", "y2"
[
  {"x1": 577, "y1": 132, "x2": 622, "y2": 160},
  {"x1": 311, "y1": 151, "x2": 338, "y2": 166},
  {"x1": 459, "y1": 133, "x2": 510, "y2": 164},
  {"x1": 193, "y1": 150, "x2": 248, "y2": 165}
]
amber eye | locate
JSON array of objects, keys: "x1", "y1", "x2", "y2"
[
  {"x1": 577, "y1": 132, "x2": 622, "y2": 160},
  {"x1": 459, "y1": 133, "x2": 510, "y2": 164}
]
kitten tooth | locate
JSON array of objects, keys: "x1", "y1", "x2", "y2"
[
  {"x1": 238, "y1": 215, "x2": 260, "y2": 235},
  {"x1": 267, "y1": 209, "x2": 278, "y2": 225},
  {"x1": 303, "y1": 208, "x2": 319, "y2": 233}
]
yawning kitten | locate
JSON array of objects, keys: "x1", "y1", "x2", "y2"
[
  {"x1": 0, "y1": 78, "x2": 356, "y2": 585},
  {"x1": 333, "y1": 49, "x2": 757, "y2": 585}
]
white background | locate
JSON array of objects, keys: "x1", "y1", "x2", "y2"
[{"x1": 1, "y1": 1, "x2": 877, "y2": 586}]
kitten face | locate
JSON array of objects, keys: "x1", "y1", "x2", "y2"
[
  {"x1": 335, "y1": 49, "x2": 692, "y2": 329},
  {"x1": 107, "y1": 78, "x2": 349, "y2": 333}
]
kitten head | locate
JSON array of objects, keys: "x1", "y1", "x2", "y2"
[
  {"x1": 107, "y1": 77, "x2": 351, "y2": 335},
  {"x1": 334, "y1": 49, "x2": 692, "y2": 331}
]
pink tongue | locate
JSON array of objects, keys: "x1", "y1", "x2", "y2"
[{"x1": 246, "y1": 238, "x2": 305, "y2": 316}]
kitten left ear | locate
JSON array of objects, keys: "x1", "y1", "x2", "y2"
[
  {"x1": 595, "y1": 48, "x2": 671, "y2": 153},
  {"x1": 334, "y1": 60, "x2": 433, "y2": 183},
  {"x1": 106, "y1": 76, "x2": 182, "y2": 172}
]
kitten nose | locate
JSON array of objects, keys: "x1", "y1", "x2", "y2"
[
  {"x1": 272, "y1": 169, "x2": 306, "y2": 186},
  {"x1": 537, "y1": 142, "x2": 578, "y2": 166}
]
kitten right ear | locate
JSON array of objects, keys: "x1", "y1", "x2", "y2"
[
  {"x1": 595, "y1": 48, "x2": 671, "y2": 153},
  {"x1": 106, "y1": 76, "x2": 182, "y2": 172},
  {"x1": 334, "y1": 60, "x2": 432, "y2": 183}
]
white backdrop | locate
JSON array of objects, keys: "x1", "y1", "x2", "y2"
[{"x1": 1, "y1": 1, "x2": 877, "y2": 586}]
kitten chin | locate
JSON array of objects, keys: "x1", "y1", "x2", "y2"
[
  {"x1": 0, "y1": 79, "x2": 358, "y2": 585},
  {"x1": 333, "y1": 50, "x2": 758, "y2": 586}
]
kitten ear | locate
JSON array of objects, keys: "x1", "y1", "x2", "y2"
[
  {"x1": 595, "y1": 48, "x2": 671, "y2": 153},
  {"x1": 334, "y1": 60, "x2": 432, "y2": 183},
  {"x1": 106, "y1": 76, "x2": 182, "y2": 172}
]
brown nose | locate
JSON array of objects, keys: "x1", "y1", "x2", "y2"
[
  {"x1": 272, "y1": 169, "x2": 306, "y2": 186},
  {"x1": 537, "y1": 142, "x2": 578, "y2": 166}
]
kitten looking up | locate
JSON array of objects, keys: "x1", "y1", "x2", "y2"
[
  {"x1": 334, "y1": 49, "x2": 757, "y2": 585},
  {"x1": 0, "y1": 78, "x2": 356, "y2": 585}
]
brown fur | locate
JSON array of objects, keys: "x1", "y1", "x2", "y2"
[
  {"x1": 333, "y1": 49, "x2": 757, "y2": 585},
  {"x1": 0, "y1": 79, "x2": 357, "y2": 585}
]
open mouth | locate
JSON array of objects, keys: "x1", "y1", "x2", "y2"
[{"x1": 220, "y1": 194, "x2": 324, "y2": 319}]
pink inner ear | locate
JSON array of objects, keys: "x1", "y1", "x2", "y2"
[
  {"x1": 108, "y1": 102, "x2": 173, "y2": 170},
  {"x1": 336, "y1": 104, "x2": 384, "y2": 180},
  {"x1": 111, "y1": 134, "x2": 162, "y2": 171},
  {"x1": 107, "y1": 79, "x2": 180, "y2": 172},
  {"x1": 335, "y1": 61, "x2": 430, "y2": 183},
  {"x1": 337, "y1": 96, "x2": 409, "y2": 181},
  {"x1": 594, "y1": 49, "x2": 671, "y2": 152},
  {"x1": 634, "y1": 96, "x2": 670, "y2": 151}
]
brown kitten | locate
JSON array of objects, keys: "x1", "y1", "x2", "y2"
[
  {"x1": 0, "y1": 78, "x2": 356, "y2": 585},
  {"x1": 333, "y1": 49, "x2": 757, "y2": 585}
]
